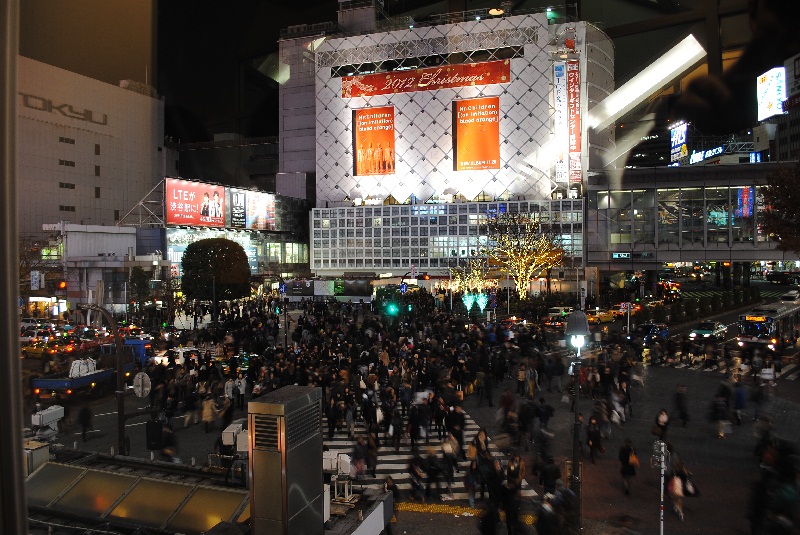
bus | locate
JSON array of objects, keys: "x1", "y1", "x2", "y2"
[{"x1": 737, "y1": 303, "x2": 800, "y2": 352}]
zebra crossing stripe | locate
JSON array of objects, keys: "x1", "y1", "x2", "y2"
[{"x1": 322, "y1": 412, "x2": 538, "y2": 500}]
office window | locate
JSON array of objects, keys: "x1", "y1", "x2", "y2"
[
  {"x1": 95, "y1": 165, "x2": 101, "y2": 176},
  {"x1": 95, "y1": 187, "x2": 101, "y2": 198},
  {"x1": 59, "y1": 205, "x2": 75, "y2": 212},
  {"x1": 95, "y1": 144, "x2": 101, "y2": 155},
  {"x1": 58, "y1": 182, "x2": 75, "y2": 189},
  {"x1": 114, "y1": 210, "x2": 120, "y2": 220},
  {"x1": 58, "y1": 136, "x2": 75, "y2": 144},
  {"x1": 58, "y1": 160, "x2": 76, "y2": 167}
]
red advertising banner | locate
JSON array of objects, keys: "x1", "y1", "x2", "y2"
[
  {"x1": 353, "y1": 106, "x2": 395, "y2": 176},
  {"x1": 165, "y1": 178, "x2": 225, "y2": 227},
  {"x1": 567, "y1": 61, "x2": 582, "y2": 184},
  {"x1": 453, "y1": 97, "x2": 501, "y2": 171},
  {"x1": 342, "y1": 60, "x2": 510, "y2": 98}
]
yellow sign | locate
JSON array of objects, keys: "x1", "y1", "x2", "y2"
[{"x1": 745, "y1": 316, "x2": 767, "y2": 322}]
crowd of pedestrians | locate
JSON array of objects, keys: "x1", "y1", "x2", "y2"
[{"x1": 132, "y1": 291, "x2": 798, "y2": 534}]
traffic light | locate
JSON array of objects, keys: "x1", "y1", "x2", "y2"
[
  {"x1": 275, "y1": 304, "x2": 281, "y2": 315},
  {"x1": 408, "y1": 304, "x2": 413, "y2": 312},
  {"x1": 420, "y1": 274, "x2": 430, "y2": 281},
  {"x1": 58, "y1": 280, "x2": 67, "y2": 290},
  {"x1": 386, "y1": 302, "x2": 399, "y2": 315}
]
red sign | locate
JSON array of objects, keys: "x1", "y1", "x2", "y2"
[
  {"x1": 165, "y1": 178, "x2": 225, "y2": 227},
  {"x1": 567, "y1": 61, "x2": 582, "y2": 184},
  {"x1": 453, "y1": 97, "x2": 500, "y2": 171},
  {"x1": 342, "y1": 60, "x2": 510, "y2": 98},
  {"x1": 353, "y1": 107, "x2": 395, "y2": 176}
]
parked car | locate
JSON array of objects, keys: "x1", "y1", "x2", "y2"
[
  {"x1": 628, "y1": 322, "x2": 669, "y2": 346},
  {"x1": 780, "y1": 290, "x2": 800, "y2": 301},
  {"x1": 689, "y1": 321, "x2": 727, "y2": 340}
]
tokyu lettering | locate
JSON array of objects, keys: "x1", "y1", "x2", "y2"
[{"x1": 19, "y1": 92, "x2": 108, "y2": 125}]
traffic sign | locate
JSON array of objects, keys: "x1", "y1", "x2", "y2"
[
  {"x1": 399, "y1": 282, "x2": 408, "y2": 294},
  {"x1": 133, "y1": 372, "x2": 151, "y2": 398},
  {"x1": 279, "y1": 283, "x2": 286, "y2": 294}
]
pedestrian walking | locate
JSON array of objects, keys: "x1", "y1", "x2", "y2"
[
  {"x1": 587, "y1": 416, "x2": 603, "y2": 463},
  {"x1": 618, "y1": 438, "x2": 638, "y2": 495},
  {"x1": 652, "y1": 408, "x2": 669, "y2": 440},
  {"x1": 674, "y1": 384, "x2": 689, "y2": 427},
  {"x1": 78, "y1": 405, "x2": 92, "y2": 442},
  {"x1": 201, "y1": 395, "x2": 216, "y2": 433}
]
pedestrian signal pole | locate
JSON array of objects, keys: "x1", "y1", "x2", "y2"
[{"x1": 652, "y1": 439, "x2": 669, "y2": 535}]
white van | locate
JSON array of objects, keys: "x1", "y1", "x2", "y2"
[{"x1": 546, "y1": 306, "x2": 574, "y2": 318}]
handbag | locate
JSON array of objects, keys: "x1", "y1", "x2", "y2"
[
  {"x1": 628, "y1": 451, "x2": 640, "y2": 468},
  {"x1": 684, "y1": 478, "x2": 699, "y2": 497},
  {"x1": 467, "y1": 443, "x2": 477, "y2": 460},
  {"x1": 668, "y1": 476, "x2": 684, "y2": 497}
]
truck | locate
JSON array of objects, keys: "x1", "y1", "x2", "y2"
[{"x1": 32, "y1": 339, "x2": 154, "y2": 400}]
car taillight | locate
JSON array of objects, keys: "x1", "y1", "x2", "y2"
[
  {"x1": 66, "y1": 389, "x2": 72, "y2": 395},
  {"x1": 33, "y1": 388, "x2": 40, "y2": 395}
]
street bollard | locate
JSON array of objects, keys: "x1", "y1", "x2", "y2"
[
  {"x1": 111, "y1": 446, "x2": 115, "y2": 456},
  {"x1": 151, "y1": 451, "x2": 154, "y2": 461},
  {"x1": 191, "y1": 457, "x2": 196, "y2": 466}
]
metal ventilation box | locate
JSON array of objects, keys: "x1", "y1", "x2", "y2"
[{"x1": 248, "y1": 385, "x2": 323, "y2": 535}]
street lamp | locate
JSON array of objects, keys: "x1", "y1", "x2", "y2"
[{"x1": 565, "y1": 309, "x2": 590, "y2": 530}]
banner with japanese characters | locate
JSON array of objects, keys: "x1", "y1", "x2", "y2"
[
  {"x1": 353, "y1": 106, "x2": 395, "y2": 176},
  {"x1": 567, "y1": 61, "x2": 582, "y2": 184},
  {"x1": 165, "y1": 178, "x2": 225, "y2": 227},
  {"x1": 453, "y1": 97, "x2": 500, "y2": 171}
]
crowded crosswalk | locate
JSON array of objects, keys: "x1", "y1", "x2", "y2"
[{"x1": 321, "y1": 410, "x2": 538, "y2": 502}]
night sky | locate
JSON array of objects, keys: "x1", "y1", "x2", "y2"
[{"x1": 19, "y1": 1, "x2": 740, "y2": 143}]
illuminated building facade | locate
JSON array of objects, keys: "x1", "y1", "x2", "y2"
[{"x1": 279, "y1": 10, "x2": 614, "y2": 276}]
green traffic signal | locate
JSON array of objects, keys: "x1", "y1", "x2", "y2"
[
  {"x1": 408, "y1": 304, "x2": 412, "y2": 311},
  {"x1": 386, "y1": 303, "x2": 399, "y2": 315}
]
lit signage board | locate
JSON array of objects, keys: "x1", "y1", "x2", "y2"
[
  {"x1": 341, "y1": 60, "x2": 510, "y2": 98},
  {"x1": 744, "y1": 315, "x2": 767, "y2": 322},
  {"x1": 353, "y1": 106, "x2": 395, "y2": 176},
  {"x1": 689, "y1": 145, "x2": 724, "y2": 164},
  {"x1": 165, "y1": 178, "x2": 225, "y2": 227},
  {"x1": 670, "y1": 122, "x2": 688, "y2": 162},
  {"x1": 453, "y1": 97, "x2": 500, "y2": 171},
  {"x1": 757, "y1": 67, "x2": 786, "y2": 121},
  {"x1": 612, "y1": 252, "x2": 631, "y2": 259},
  {"x1": 567, "y1": 61, "x2": 582, "y2": 183},
  {"x1": 553, "y1": 62, "x2": 568, "y2": 183},
  {"x1": 228, "y1": 188, "x2": 277, "y2": 230}
]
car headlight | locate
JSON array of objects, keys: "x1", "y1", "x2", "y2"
[
  {"x1": 703, "y1": 333, "x2": 711, "y2": 337},
  {"x1": 689, "y1": 332, "x2": 696, "y2": 338}
]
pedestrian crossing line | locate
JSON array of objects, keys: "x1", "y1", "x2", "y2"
[
  {"x1": 322, "y1": 412, "x2": 538, "y2": 500},
  {"x1": 395, "y1": 502, "x2": 536, "y2": 525},
  {"x1": 778, "y1": 364, "x2": 800, "y2": 381}
]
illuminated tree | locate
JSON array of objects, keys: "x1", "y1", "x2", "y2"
[
  {"x1": 762, "y1": 163, "x2": 800, "y2": 254},
  {"x1": 451, "y1": 256, "x2": 494, "y2": 293},
  {"x1": 483, "y1": 212, "x2": 565, "y2": 298}
]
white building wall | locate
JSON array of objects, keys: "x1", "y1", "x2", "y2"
[
  {"x1": 312, "y1": 15, "x2": 613, "y2": 208},
  {"x1": 16, "y1": 56, "x2": 164, "y2": 237}
]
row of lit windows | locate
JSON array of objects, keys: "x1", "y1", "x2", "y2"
[
  {"x1": 313, "y1": 200, "x2": 582, "y2": 219},
  {"x1": 313, "y1": 223, "x2": 581, "y2": 239}
]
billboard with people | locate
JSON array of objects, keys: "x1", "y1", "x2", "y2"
[{"x1": 165, "y1": 178, "x2": 225, "y2": 227}]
